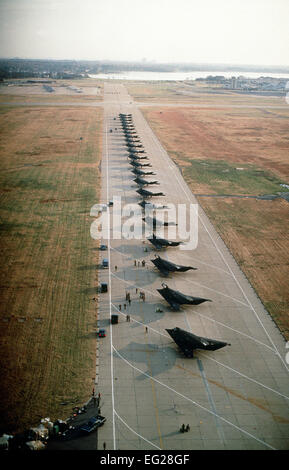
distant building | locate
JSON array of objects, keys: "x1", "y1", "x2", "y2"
[{"x1": 231, "y1": 77, "x2": 238, "y2": 89}]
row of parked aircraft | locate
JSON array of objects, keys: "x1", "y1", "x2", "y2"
[{"x1": 118, "y1": 113, "x2": 230, "y2": 357}]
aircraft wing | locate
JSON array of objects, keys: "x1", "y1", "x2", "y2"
[
  {"x1": 166, "y1": 327, "x2": 230, "y2": 356},
  {"x1": 157, "y1": 286, "x2": 182, "y2": 310},
  {"x1": 148, "y1": 238, "x2": 164, "y2": 250},
  {"x1": 151, "y1": 257, "x2": 170, "y2": 276},
  {"x1": 158, "y1": 284, "x2": 211, "y2": 306},
  {"x1": 162, "y1": 258, "x2": 197, "y2": 272}
]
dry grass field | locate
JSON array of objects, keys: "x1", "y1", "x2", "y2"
[
  {"x1": 0, "y1": 78, "x2": 104, "y2": 104},
  {"x1": 127, "y1": 80, "x2": 286, "y2": 106},
  {"x1": 0, "y1": 105, "x2": 102, "y2": 433},
  {"x1": 142, "y1": 104, "x2": 289, "y2": 339}
]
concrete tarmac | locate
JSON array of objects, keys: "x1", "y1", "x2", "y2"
[{"x1": 95, "y1": 83, "x2": 289, "y2": 450}]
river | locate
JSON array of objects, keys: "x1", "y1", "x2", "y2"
[{"x1": 89, "y1": 70, "x2": 289, "y2": 81}]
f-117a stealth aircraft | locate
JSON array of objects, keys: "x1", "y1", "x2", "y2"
[
  {"x1": 122, "y1": 126, "x2": 134, "y2": 130},
  {"x1": 136, "y1": 188, "x2": 165, "y2": 198},
  {"x1": 132, "y1": 168, "x2": 156, "y2": 176},
  {"x1": 129, "y1": 160, "x2": 152, "y2": 168},
  {"x1": 129, "y1": 150, "x2": 147, "y2": 157},
  {"x1": 120, "y1": 115, "x2": 133, "y2": 119},
  {"x1": 147, "y1": 233, "x2": 182, "y2": 249},
  {"x1": 125, "y1": 135, "x2": 141, "y2": 140},
  {"x1": 151, "y1": 255, "x2": 196, "y2": 276},
  {"x1": 125, "y1": 136, "x2": 141, "y2": 141},
  {"x1": 123, "y1": 128, "x2": 135, "y2": 132},
  {"x1": 142, "y1": 215, "x2": 177, "y2": 228},
  {"x1": 126, "y1": 144, "x2": 144, "y2": 150},
  {"x1": 138, "y1": 200, "x2": 167, "y2": 210},
  {"x1": 134, "y1": 177, "x2": 159, "y2": 186},
  {"x1": 126, "y1": 141, "x2": 142, "y2": 146},
  {"x1": 157, "y1": 283, "x2": 211, "y2": 310},
  {"x1": 166, "y1": 327, "x2": 230, "y2": 357},
  {"x1": 128, "y1": 154, "x2": 149, "y2": 160},
  {"x1": 124, "y1": 133, "x2": 138, "y2": 138}
]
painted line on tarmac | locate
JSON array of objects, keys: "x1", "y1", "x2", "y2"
[
  {"x1": 143, "y1": 113, "x2": 289, "y2": 373},
  {"x1": 198, "y1": 352, "x2": 289, "y2": 401},
  {"x1": 109, "y1": 273, "x2": 276, "y2": 353},
  {"x1": 114, "y1": 410, "x2": 161, "y2": 450},
  {"x1": 190, "y1": 309, "x2": 275, "y2": 353},
  {"x1": 110, "y1": 244, "x2": 233, "y2": 277},
  {"x1": 105, "y1": 119, "x2": 116, "y2": 450},
  {"x1": 110, "y1": 269, "x2": 251, "y2": 309},
  {"x1": 110, "y1": 302, "x2": 289, "y2": 402},
  {"x1": 177, "y1": 273, "x2": 252, "y2": 309},
  {"x1": 183, "y1": 305, "x2": 227, "y2": 446},
  {"x1": 112, "y1": 345, "x2": 276, "y2": 450},
  {"x1": 197, "y1": 357, "x2": 226, "y2": 446}
]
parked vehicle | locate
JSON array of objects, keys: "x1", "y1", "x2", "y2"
[
  {"x1": 80, "y1": 416, "x2": 106, "y2": 434},
  {"x1": 100, "y1": 283, "x2": 108, "y2": 293},
  {"x1": 97, "y1": 329, "x2": 106, "y2": 338}
]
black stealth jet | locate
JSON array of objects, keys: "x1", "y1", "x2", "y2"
[
  {"x1": 166, "y1": 327, "x2": 230, "y2": 357},
  {"x1": 125, "y1": 134, "x2": 138, "y2": 138},
  {"x1": 157, "y1": 283, "x2": 211, "y2": 310},
  {"x1": 129, "y1": 161, "x2": 152, "y2": 168},
  {"x1": 128, "y1": 154, "x2": 149, "y2": 161},
  {"x1": 147, "y1": 233, "x2": 182, "y2": 249},
  {"x1": 151, "y1": 255, "x2": 196, "y2": 276},
  {"x1": 126, "y1": 144, "x2": 144, "y2": 149},
  {"x1": 125, "y1": 136, "x2": 141, "y2": 141},
  {"x1": 142, "y1": 215, "x2": 177, "y2": 228},
  {"x1": 139, "y1": 200, "x2": 168, "y2": 210},
  {"x1": 136, "y1": 188, "x2": 165, "y2": 198},
  {"x1": 130, "y1": 149, "x2": 145, "y2": 153},
  {"x1": 132, "y1": 168, "x2": 156, "y2": 176},
  {"x1": 134, "y1": 177, "x2": 159, "y2": 186},
  {"x1": 128, "y1": 151, "x2": 147, "y2": 157}
]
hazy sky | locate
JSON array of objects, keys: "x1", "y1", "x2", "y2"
[{"x1": 0, "y1": 0, "x2": 289, "y2": 66}]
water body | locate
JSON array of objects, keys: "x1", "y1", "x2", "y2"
[{"x1": 89, "y1": 71, "x2": 289, "y2": 81}]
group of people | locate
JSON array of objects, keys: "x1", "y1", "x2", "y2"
[
  {"x1": 124, "y1": 289, "x2": 146, "y2": 303},
  {"x1": 139, "y1": 291, "x2": 145, "y2": 301},
  {"x1": 134, "y1": 259, "x2": 146, "y2": 267},
  {"x1": 180, "y1": 424, "x2": 190, "y2": 433}
]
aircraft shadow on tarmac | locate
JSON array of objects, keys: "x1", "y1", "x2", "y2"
[
  {"x1": 113, "y1": 300, "x2": 166, "y2": 324},
  {"x1": 111, "y1": 242, "x2": 155, "y2": 258},
  {"x1": 110, "y1": 173, "x2": 132, "y2": 179},
  {"x1": 112, "y1": 184, "x2": 138, "y2": 191},
  {"x1": 110, "y1": 244, "x2": 136, "y2": 259},
  {"x1": 112, "y1": 267, "x2": 157, "y2": 287},
  {"x1": 114, "y1": 341, "x2": 177, "y2": 379},
  {"x1": 109, "y1": 165, "x2": 129, "y2": 171}
]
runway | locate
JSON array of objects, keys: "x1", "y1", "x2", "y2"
[{"x1": 95, "y1": 83, "x2": 289, "y2": 450}]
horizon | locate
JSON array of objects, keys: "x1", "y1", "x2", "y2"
[
  {"x1": 1, "y1": 0, "x2": 289, "y2": 67},
  {"x1": 1, "y1": 57, "x2": 289, "y2": 71}
]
